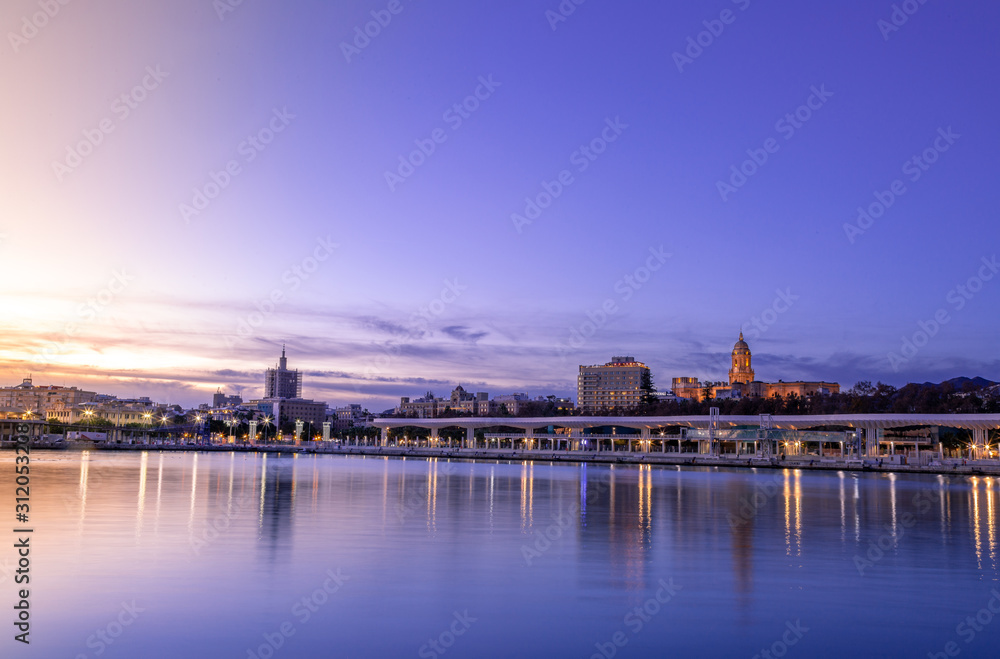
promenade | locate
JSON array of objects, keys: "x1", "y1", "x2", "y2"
[{"x1": 6, "y1": 440, "x2": 999, "y2": 477}]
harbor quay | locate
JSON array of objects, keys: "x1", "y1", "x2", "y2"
[{"x1": 5, "y1": 413, "x2": 999, "y2": 476}]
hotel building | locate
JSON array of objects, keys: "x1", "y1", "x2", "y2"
[{"x1": 577, "y1": 357, "x2": 651, "y2": 412}]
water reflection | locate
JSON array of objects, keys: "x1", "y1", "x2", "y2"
[
  {"x1": 155, "y1": 452, "x2": 163, "y2": 535},
  {"x1": 188, "y1": 453, "x2": 198, "y2": 538},
  {"x1": 730, "y1": 476, "x2": 754, "y2": 616},
  {"x1": 839, "y1": 471, "x2": 846, "y2": 542},
  {"x1": 520, "y1": 461, "x2": 534, "y2": 532},
  {"x1": 988, "y1": 479, "x2": 997, "y2": 571},
  {"x1": 427, "y1": 458, "x2": 438, "y2": 532},
  {"x1": 15, "y1": 452, "x2": 1000, "y2": 659},
  {"x1": 783, "y1": 470, "x2": 802, "y2": 556},
  {"x1": 136, "y1": 451, "x2": 147, "y2": 537},
  {"x1": 260, "y1": 455, "x2": 295, "y2": 557}
]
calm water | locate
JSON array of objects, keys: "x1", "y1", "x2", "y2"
[{"x1": 3, "y1": 451, "x2": 999, "y2": 658}]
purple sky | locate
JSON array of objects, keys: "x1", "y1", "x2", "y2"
[{"x1": 1, "y1": 0, "x2": 997, "y2": 410}]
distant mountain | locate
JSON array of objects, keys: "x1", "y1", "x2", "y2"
[{"x1": 916, "y1": 376, "x2": 998, "y2": 390}]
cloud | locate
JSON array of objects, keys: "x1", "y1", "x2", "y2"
[
  {"x1": 355, "y1": 316, "x2": 420, "y2": 338},
  {"x1": 440, "y1": 325, "x2": 488, "y2": 343}
]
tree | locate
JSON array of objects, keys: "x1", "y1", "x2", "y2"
[
  {"x1": 640, "y1": 370, "x2": 657, "y2": 406},
  {"x1": 850, "y1": 381, "x2": 875, "y2": 397}
]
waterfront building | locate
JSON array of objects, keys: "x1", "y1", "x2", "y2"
[
  {"x1": 331, "y1": 404, "x2": 373, "y2": 432},
  {"x1": 491, "y1": 393, "x2": 575, "y2": 415},
  {"x1": 212, "y1": 388, "x2": 243, "y2": 407},
  {"x1": 398, "y1": 388, "x2": 573, "y2": 418},
  {"x1": 252, "y1": 397, "x2": 326, "y2": 430},
  {"x1": 250, "y1": 346, "x2": 326, "y2": 432},
  {"x1": 398, "y1": 392, "x2": 443, "y2": 418},
  {"x1": 673, "y1": 333, "x2": 840, "y2": 400},
  {"x1": 398, "y1": 386, "x2": 491, "y2": 418},
  {"x1": 492, "y1": 393, "x2": 532, "y2": 415},
  {"x1": 577, "y1": 357, "x2": 650, "y2": 412},
  {"x1": 46, "y1": 397, "x2": 167, "y2": 426},
  {"x1": 446, "y1": 386, "x2": 490, "y2": 415},
  {"x1": 0, "y1": 377, "x2": 97, "y2": 415},
  {"x1": 264, "y1": 346, "x2": 302, "y2": 399}
]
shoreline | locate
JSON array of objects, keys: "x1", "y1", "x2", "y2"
[{"x1": 5, "y1": 441, "x2": 999, "y2": 477}]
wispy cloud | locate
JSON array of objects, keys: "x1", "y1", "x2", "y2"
[{"x1": 440, "y1": 325, "x2": 489, "y2": 343}]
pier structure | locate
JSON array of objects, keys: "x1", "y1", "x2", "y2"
[{"x1": 372, "y1": 413, "x2": 1000, "y2": 463}]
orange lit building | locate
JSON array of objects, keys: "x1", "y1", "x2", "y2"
[{"x1": 673, "y1": 333, "x2": 839, "y2": 400}]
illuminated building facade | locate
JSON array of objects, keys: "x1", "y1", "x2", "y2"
[
  {"x1": 674, "y1": 334, "x2": 839, "y2": 400},
  {"x1": 577, "y1": 357, "x2": 650, "y2": 412}
]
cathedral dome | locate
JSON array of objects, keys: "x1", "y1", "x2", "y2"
[{"x1": 733, "y1": 331, "x2": 750, "y2": 354}]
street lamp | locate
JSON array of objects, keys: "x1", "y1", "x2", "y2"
[{"x1": 262, "y1": 416, "x2": 273, "y2": 444}]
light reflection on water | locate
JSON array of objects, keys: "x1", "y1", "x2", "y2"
[{"x1": 5, "y1": 451, "x2": 1000, "y2": 658}]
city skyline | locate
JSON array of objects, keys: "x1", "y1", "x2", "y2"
[
  {"x1": 1, "y1": 332, "x2": 994, "y2": 414},
  {"x1": 2, "y1": 0, "x2": 998, "y2": 411}
]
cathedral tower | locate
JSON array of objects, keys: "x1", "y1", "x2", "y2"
[{"x1": 729, "y1": 331, "x2": 755, "y2": 385}]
